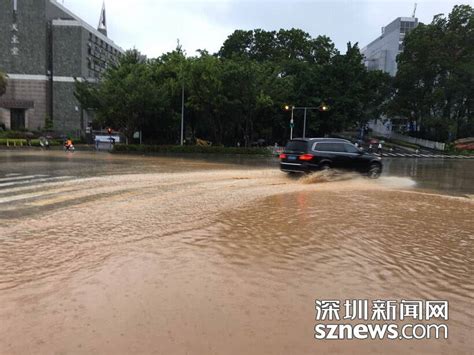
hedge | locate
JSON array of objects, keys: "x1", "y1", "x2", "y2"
[
  {"x1": 112, "y1": 144, "x2": 272, "y2": 155},
  {"x1": 0, "y1": 138, "x2": 62, "y2": 147}
]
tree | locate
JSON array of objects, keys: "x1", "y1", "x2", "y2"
[
  {"x1": 361, "y1": 70, "x2": 394, "y2": 124},
  {"x1": 75, "y1": 49, "x2": 171, "y2": 142},
  {"x1": 218, "y1": 30, "x2": 254, "y2": 59},
  {"x1": 219, "y1": 29, "x2": 337, "y2": 65},
  {"x1": 186, "y1": 53, "x2": 227, "y2": 144},
  {"x1": 389, "y1": 5, "x2": 474, "y2": 141},
  {"x1": 75, "y1": 29, "x2": 393, "y2": 145},
  {"x1": 0, "y1": 71, "x2": 7, "y2": 97}
]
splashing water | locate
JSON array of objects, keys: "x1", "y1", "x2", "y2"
[
  {"x1": 299, "y1": 169, "x2": 361, "y2": 184},
  {"x1": 376, "y1": 176, "x2": 418, "y2": 189}
]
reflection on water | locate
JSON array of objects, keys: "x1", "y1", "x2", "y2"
[
  {"x1": 198, "y1": 190, "x2": 472, "y2": 300},
  {"x1": 383, "y1": 158, "x2": 474, "y2": 194},
  {"x1": 0, "y1": 152, "x2": 473, "y2": 354},
  {"x1": 0, "y1": 151, "x2": 472, "y2": 194}
]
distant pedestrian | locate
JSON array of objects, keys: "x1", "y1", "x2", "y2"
[
  {"x1": 369, "y1": 144, "x2": 373, "y2": 152},
  {"x1": 237, "y1": 142, "x2": 241, "y2": 148},
  {"x1": 378, "y1": 143, "x2": 382, "y2": 155},
  {"x1": 39, "y1": 137, "x2": 49, "y2": 150}
]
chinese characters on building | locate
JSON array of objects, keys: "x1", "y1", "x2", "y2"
[{"x1": 11, "y1": 0, "x2": 20, "y2": 56}]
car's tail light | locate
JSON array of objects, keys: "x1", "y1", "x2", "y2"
[
  {"x1": 279, "y1": 153, "x2": 287, "y2": 159},
  {"x1": 299, "y1": 154, "x2": 314, "y2": 161}
]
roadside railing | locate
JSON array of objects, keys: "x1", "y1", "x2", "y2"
[{"x1": 389, "y1": 132, "x2": 446, "y2": 151}]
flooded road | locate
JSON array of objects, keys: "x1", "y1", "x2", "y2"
[{"x1": 0, "y1": 151, "x2": 473, "y2": 354}]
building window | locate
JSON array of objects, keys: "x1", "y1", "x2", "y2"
[{"x1": 10, "y1": 109, "x2": 25, "y2": 130}]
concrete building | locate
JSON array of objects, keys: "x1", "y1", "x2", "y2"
[
  {"x1": 361, "y1": 17, "x2": 418, "y2": 77},
  {"x1": 361, "y1": 16, "x2": 419, "y2": 138},
  {"x1": 0, "y1": 0, "x2": 123, "y2": 132}
]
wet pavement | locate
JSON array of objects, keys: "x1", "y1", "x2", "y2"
[{"x1": 0, "y1": 151, "x2": 473, "y2": 354}]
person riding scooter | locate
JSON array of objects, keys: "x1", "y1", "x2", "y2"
[{"x1": 64, "y1": 138, "x2": 75, "y2": 152}]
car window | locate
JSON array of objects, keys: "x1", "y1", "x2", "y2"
[
  {"x1": 285, "y1": 140, "x2": 308, "y2": 151},
  {"x1": 314, "y1": 142, "x2": 345, "y2": 152},
  {"x1": 344, "y1": 143, "x2": 360, "y2": 153},
  {"x1": 314, "y1": 143, "x2": 330, "y2": 151}
]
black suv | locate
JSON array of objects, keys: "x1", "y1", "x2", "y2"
[{"x1": 279, "y1": 138, "x2": 383, "y2": 178}]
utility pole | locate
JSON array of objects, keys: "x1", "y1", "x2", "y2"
[
  {"x1": 303, "y1": 108, "x2": 308, "y2": 139},
  {"x1": 290, "y1": 107, "x2": 294, "y2": 140},
  {"x1": 289, "y1": 104, "x2": 329, "y2": 139},
  {"x1": 47, "y1": 21, "x2": 54, "y2": 127},
  {"x1": 180, "y1": 82, "x2": 184, "y2": 146}
]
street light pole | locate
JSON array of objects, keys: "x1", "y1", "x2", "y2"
[
  {"x1": 303, "y1": 107, "x2": 307, "y2": 139},
  {"x1": 290, "y1": 106, "x2": 294, "y2": 140},
  {"x1": 180, "y1": 82, "x2": 184, "y2": 146},
  {"x1": 293, "y1": 105, "x2": 328, "y2": 138},
  {"x1": 286, "y1": 104, "x2": 328, "y2": 140}
]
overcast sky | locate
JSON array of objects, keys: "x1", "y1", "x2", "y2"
[{"x1": 62, "y1": 0, "x2": 470, "y2": 57}]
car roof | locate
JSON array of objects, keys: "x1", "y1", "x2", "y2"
[{"x1": 291, "y1": 138, "x2": 351, "y2": 143}]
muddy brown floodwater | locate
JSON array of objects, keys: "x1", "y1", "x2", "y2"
[{"x1": 0, "y1": 151, "x2": 473, "y2": 354}]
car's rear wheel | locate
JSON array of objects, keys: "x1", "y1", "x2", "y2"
[
  {"x1": 368, "y1": 163, "x2": 382, "y2": 179},
  {"x1": 319, "y1": 163, "x2": 331, "y2": 171}
]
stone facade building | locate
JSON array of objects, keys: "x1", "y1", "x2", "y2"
[{"x1": 0, "y1": 0, "x2": 123, "y2": 132}]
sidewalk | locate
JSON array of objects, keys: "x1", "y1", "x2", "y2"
[{"x1": 379, "y1": 151, "x2": 473, "y2": 159}]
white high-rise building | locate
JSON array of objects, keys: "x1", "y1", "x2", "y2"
[{"x1": 361, "y1": 17, "x2": 418, "y2": 76}]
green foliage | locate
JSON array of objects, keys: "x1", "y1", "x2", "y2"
[
  {"x1": 0, "y1": 138, "x2": 61, "y2": 147},
  {"x1": 0, "y1": 130, "x2": 32, "y2": 139},
  {"x1": 219, "y1": 28, "x2": 337, "y2": 64},
  {"x1": 0, "y1": 71, "x2": 7, "y2": 97},
  {"x1": 112, "y1": 144, "x2": 271, "y2": 155},
  {"x1": 44, "y1": 115, "x2": 54, "y2": 130},
  {"x1": 75, "y1": 30, "x2": 394, "y2": 146},
  {"x1": 76, "y1": 49, "x2": 160, "y2": 140},
  {"x1": 389, "y1": 5, "x2": 474, "y2": 141},
  {"x1": 445, "y1": 144, "x2": 474, "y2": 155}
]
